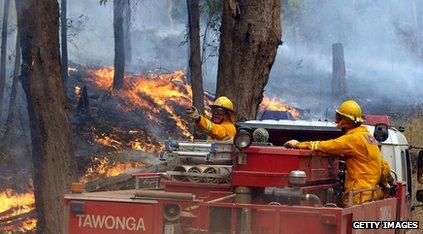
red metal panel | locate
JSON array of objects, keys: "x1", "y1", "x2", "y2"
[
  {"x1": 162, "y1": 180, "x2": 231, "y2": 199},
  {"x1": 364, "y1": 115, "x2": 391, "y2": 126},
  {"x1": 253, "y1": 208, "x2": 274, "y2": 234},
  {"x1": 66, "y1": 200, "x2": 157, "y2": 234},
  {"x1": 249, "y1": 205, "x2": 344, "y2": 234},
  {"x1": 396, "y1": 182, "x2": 412, "y2": 222},
  {"x1": 277, "y1": 209, "x2": 338, "y2": 234},
  {"x1": 232, "y1": 146, "x2": 339, "y2": 187},
  {"x1": 374, "y1": 198, "x2": 397, "y2": 222},
  {"x1": 206, "y1": 199, "x2": 401, "y2": 234},
  {"x1": 342, "y1": 198, "x2": 398, "y2": 234}
]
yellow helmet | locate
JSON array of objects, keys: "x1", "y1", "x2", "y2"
[
  {"x1": 336, "y1": 99, "x2": 364, "y2": 123},
  {"x1": 211, "y1": 96, "x2": 234, "y2": 112}
]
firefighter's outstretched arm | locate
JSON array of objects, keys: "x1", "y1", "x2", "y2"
[
  {"x1": 299, "y1": 135, "x2": 355, "y2": 155},
  {"x1": 197, "y1": 116, "x2": 236, "y2": 140},
  {"x1": 285, "y1": 134, "x2": 355, "y2": 156}
]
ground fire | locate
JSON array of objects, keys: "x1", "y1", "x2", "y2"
[
  {"x1": 0, "y1": 188, "x2": 37, "y2": 233},
  {"x1": 79, "y1": 155, "x2": 145, "y2": 183},
  {"x1": 0, "y1": 66, "x2": 303, "y2": 232},
  {"x1": 86, "y1": 67, "x2": 193, "y2": 138},
  {"x1": 259, "y1": 96, "x2": 301, "y2": 119}
]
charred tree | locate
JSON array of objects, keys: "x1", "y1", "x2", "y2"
[
  {"x1": 123, "y1": 0, "x2": 132, "y2": 67},
  {"x1": 113, "y1": 0, "x2": 125, "y2": 90},
  {"x1": 0, "y1": 0, "x2": 10, "y2": 115},
  {"x1": 2, "y1": 30, "x2": 20, "y2": 149},
  {"x1": 187, "y1": 0, "x2": 205, "y2": 121},
  {"x1": 77, "y1": 85, "x2": 90, "y2": 114},
  {"x1": 331, "y1": 43, "x2": 347, "y2": 97},
  {"x1": 61, "y1": 0, "x2": 68, "y2": 83},
  {"x1": 15, "y1": 0, "x2": 78, "y2": 233},
  {"x1": 216, "y1": 0, "x2": 282, "y2": 121}
]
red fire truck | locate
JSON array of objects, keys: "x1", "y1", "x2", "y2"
[{"x1": 63, "y1": 115, "x2": 422, "y2": 234}]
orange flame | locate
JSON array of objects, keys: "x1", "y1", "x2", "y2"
[
  {"x1": 0, "y1": 189, "x2": 36, "y2": 233},
  {"x1": 130, "y1": 140, "x2": 143, "y2": 150},
  {"x1": 20, "y1": 219, "x2": 37, "y2": 232},
  {"x1": 259, "y1": 96, "x2": 301, "y2": 119},
  {"x1": 92, "y1": 133, "x2": 123, "y2": 149},
  {"x1": 0, "y1": 189, "x2": 34, "y2": 217},
  {"x1": 91, "y1": 128, "x2": 162, "y2": 152},
  {"x1": 85, "y1": 67, "x2": 192, "y2": 138},
  {"x1": 80, "y1": 156, "x2": 145, "y2": 183}
]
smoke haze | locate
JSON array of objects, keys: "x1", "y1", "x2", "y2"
[{"x1": 2, "y1": 0, "x2": 423, "y2": 119}]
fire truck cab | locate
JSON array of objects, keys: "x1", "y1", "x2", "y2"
[{"x1": 63, "y1": 115, "x2": 417, "y2": 234}]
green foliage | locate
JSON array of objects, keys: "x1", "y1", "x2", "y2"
[{"x1": 99, "y1": 0, "x2": 107, "y2": 6}]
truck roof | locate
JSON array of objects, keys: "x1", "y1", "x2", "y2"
[
  {"x1": 238, "y1": 119, "x2": 408, "y2": 146},
  {"x1": 239, "y1": 119, "x2": 339, "y2": 132}
]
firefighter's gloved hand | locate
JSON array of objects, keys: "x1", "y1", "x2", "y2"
[
  {"x1": 284, "y1": 139, "x2": 300, "y2": 148},
  {"x1": 186, "y1": 106, "x2": 200, "y2": 121},
  {"x1": 380, "y1": 172, "x2": 394, "y2": 190}
]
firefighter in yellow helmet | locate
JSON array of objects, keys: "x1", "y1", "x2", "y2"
[
  {"x1": 186, "y1": 96, "x2": 236, "y2": 141},
  {"x1": 284, "y1": 99, "x2": 386, "y2": 207}
]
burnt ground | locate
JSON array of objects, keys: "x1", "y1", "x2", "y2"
[
  {"x1": 0, "y1": 66, "x2": 195, "y2": 192},
  {"x1": 66, "y1": 66, "x2": 195, "y2": 181}
]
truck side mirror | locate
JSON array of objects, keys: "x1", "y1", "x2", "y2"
[
  {"x1": 417, "y1": 190, "x2": 423, "y2": 202},
  {"x1": 373, "y1": 123, "x2": 389, "y2": 143},
  {"x1": 418, "y1": 150, "x2": 423, "y2": 184}
]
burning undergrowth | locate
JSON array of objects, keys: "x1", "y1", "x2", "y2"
[
  {"x1": 70, "y1": 66, "x2": 199, "y2": 155},
  {"x1": 0, "y1": 67, "x2": 199, "y2": 232},
  {"x1": 79, "y1": 154, "x2": 145, "y2": 183},
  {"x1": 259, "y1": 96, "x2": 302, "y2": 119},
  {"x1": 0, "y1": 65, "x2": 301, "y2": 232},
  {"x1": 69, "y1": 65, "x2": 220, "y2": 191},
  {"x1": 0, "y1": 187, "x2": 37, "y2": 233}
]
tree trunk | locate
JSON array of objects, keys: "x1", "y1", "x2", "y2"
[
  {"x1": 187, "y1": 0, "x2": 206, "y2": 139},
  {"x1": 2, "y1": 30, "x2": 20, "y2": 148},
  {"x1": 331, "y1": 43, "x2": 346, "y2": 97},
  {"x1": 113, "y1": 0, "x2": 125, "y2": 90},
  {"x1": 123, "y1": 0, "x2": 132, "y2": 67},
  {"x1": 15, "y1": 0, "x2": 78, "y2": 233},
  {"x1": 0, "y1": 0, "x2": 10, "y2": 115},
  {"x1": 216, "y1": 0, "x2": 282, "y2": 121},
  {"x1": 187, "y1": 0, "x2": 205, "y2": 113},
  {"x1": 60, "y1": 0, "x2": 68, "y2": 83}
]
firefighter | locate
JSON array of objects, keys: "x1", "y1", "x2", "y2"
[
  {"x1": 186, "y1": 96, "x2": 236, "y2": 141},
  {"x1": 284, "y1": 99, "x2": 383, "y2": 207}
]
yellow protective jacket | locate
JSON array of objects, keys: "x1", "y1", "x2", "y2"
[
  {"x1": 298, "y1": 125, "x2": 382, "y2": 207},
  {"x1": 196, "y1": 116, "x2": 236, "y2": 141}
]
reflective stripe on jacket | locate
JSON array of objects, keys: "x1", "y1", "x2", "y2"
[
  {"x1": 298, "y1": 125, "x2": 382, "y2": 206},
  {"x1": 197, "y1": 116, "x2": 236, "y2": 141}
]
